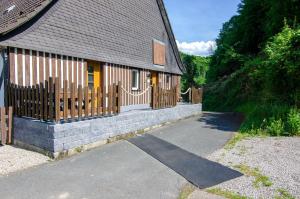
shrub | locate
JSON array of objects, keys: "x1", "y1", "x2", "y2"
[
  {"x1": 266, "y1": 118, "x2": 284, "y2": 136},
  {"x1": 287, "y1": 109, "x2": 300, "y2": 136}
]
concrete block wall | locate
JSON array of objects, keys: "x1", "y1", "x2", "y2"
[{"x1": 14, "y1": 104, "x2": 202, "y2": 157}]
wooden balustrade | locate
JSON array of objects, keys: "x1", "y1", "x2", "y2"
[{"x1": 6, "y1": 78, "x2": 122, "y2": 122}]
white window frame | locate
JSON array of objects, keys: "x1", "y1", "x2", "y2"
[{"x1": 131, "y1": 69, "x2": 139, "y2": 91}]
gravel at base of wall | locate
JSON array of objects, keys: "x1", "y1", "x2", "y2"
[
  {"x1": 0, "y1": 145, "x2": 50, "y2": 176},
  {"x1": 14, "y1": 104, "x2": 202, "y2": 157}
]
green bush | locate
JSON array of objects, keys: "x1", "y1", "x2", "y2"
[
  {"x1": 266, "y1": 118, "x2": 285, "y2": 136},
  {"x1": 287, "y1": 109, "x2": 300, "y2": 136}
]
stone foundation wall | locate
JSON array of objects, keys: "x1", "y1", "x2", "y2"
[{"x1": 14, "y1": 104, "x2": 202, "y2": 158}]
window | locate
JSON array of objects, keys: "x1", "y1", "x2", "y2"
[
  {"x1": 132, "y1": 69, "x2": 139, "y2": 90},
  {"x1": 88, "y1": 65, "x2": 94, "y2": 89},
  {"x1": 153, "y1": 40, "x2": 166, "y2": 66},
  {"x1": 166, "y1": 74, "x2": 171, "y2": 89}
]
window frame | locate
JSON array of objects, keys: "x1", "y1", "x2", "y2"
[
  {"x1": 87, "y1": 65, "x2": 94, "y2": 89},
  {"x1": 131, "y1": 69, "x2": 140, "y2": 91}
]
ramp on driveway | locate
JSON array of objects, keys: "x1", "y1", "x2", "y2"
[{"x1": 0, "y1": 112, "x2": 242, "y2": 199}]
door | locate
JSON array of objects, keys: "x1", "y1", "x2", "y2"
[
  {"x1": 87, "y1": 61, "x2": 101, "y2": 89},
  {"x1": 151, "y1": 71, "x2": 158, "y2": 86}
]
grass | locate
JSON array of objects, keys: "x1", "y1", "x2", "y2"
[
  {"x1": 224, "y1": 133, "x2": 249, "y2": 150},
  {"x1": 177, "y1": 184, "x2": 196, "y2": 199},
  {"x1": 275, "y1": 189, "x2": 295, "y2": 199},
  {"x1": 234, "y1": 164, "x2": 273, "y2": 188},
  {"x1": 206, "y1": 188, "x2": 249, "y2": 199}
]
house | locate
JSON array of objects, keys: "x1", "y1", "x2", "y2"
[{"x1": 0, "y1": 0, "x2": 183, "y2": 110}]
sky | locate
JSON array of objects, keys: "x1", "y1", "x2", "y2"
[{"x1": 164, "y1": 0, "x2": 241, "y2": 56}]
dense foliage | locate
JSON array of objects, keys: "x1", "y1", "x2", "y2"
[
  {"x1": 180, "y1": 53, "x2": 210, "y2": 91},
  {"x1": 204, "y1": 0, "x2": 300, "y2": 136}
]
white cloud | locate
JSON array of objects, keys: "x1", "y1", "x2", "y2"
[{"x1": 176, "y1": 40, "x2": 217, "y2": 56}]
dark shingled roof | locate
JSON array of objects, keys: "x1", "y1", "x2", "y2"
[
  {"x1": 0, "y1": 0, "x2": 52, "y2": 34},
  {"x1": 0, "y1": 0, "x2": 183, "y2": 74}
]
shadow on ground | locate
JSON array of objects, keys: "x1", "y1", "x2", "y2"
[{"x1": 198, "y1": 112, "x2": 244, "y2": 132}]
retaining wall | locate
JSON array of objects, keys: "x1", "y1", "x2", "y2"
[{"x1": 14, "y1": 103, "x2": 202, "y2": 158}]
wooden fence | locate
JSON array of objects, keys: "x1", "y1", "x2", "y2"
[
  {"x1": 191, "y1": 87, "x2": 203, "y2": 104},
  {"x1": 151, "y1": 85, "x2": 177, "y2": 109},
  {"x1": 6, "y1": 78, "x2": 122, "y2": 122},
  {"x1": 0, "y1": 107, "x2": 12, "y2": 145}
]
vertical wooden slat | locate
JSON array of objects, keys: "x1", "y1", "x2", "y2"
[
  {"x1": 78, "y1": 85, "x2": 83, "y2": 119},
  {"x1": 32, "y1": 86, "x2": 35, "y2": 117},
  {"x1": 108, "y1": 85, "x2": 112, "y2": 115},
  {"x1": 70, "y1": 82, "x2": 75, "y2": 119},
  {"x1": 24, "y1": 86, "x2": 28, "y2": 116},
  {"x1": 84, "y1": 87, "x2": 89, "y2": 117},
  {"x1": 97, "y1": 87, "x2": 101, "y2": 116},
  {"x1": 63, "y1": 80, "x2": 68, "y2": 121},
  {"x1": 55, "y1": 77, "x2": 60, "y2": 122},
  {"x1": 112, "y1": 84, "x2": 116, "y2": 114},
  {"x1": 39, "y1": 52, "x2": 44, "y2": 83},
  {"x1": 17, "y1": 86, "x2": 20, "y2": 116},
  {"x1": 49, "y1": 78, "x2": 54, "y2": 120},
  {"x1": 45, "y1": 53, "x2": 49, "y2": 83},
  {"x1": 44, "y1": 81, "x2": 48, "y2": 120},
  {"x1": 117, "y1": 81, "x2": 122, "y2": 113},
  {"x1": 1, "y1": 108, "x2": 6, "y2": 145},
  {"x1": 40, "y1": 83, "x2": 44, "y2": 120},
  {"x1": 32, "y1": 51, "x2": 37, "y2": 85},
  {"x1": 17, "y1": 48, "x2": 23, "y2": 86},
  {"x1": 25, "y1": 50, "x2": 30, "y2": 86},
  {"x1": 102, "y1": 84, "x2": 106, "y2": 115},
  {"x1": 9, "y1": 47, "x2": 15, "y2": 84},
  {"x1": 28, "y1": 86, "x2": 31, "y2": 116},
  {"x1": 8, "y1": 107, "x2": 13, "y2": 144},
  {"x1": 36, "y1": 84, "x2": 40, "y2": 119},
  {"x1": 91, "y1": 87, "x2": 95, "y2": 117}
]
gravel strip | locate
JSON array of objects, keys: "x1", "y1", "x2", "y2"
[
  {"x1": 207, "y1": 137, "x2": 300, "y2": 199},
  {"x1": 0, "y1": 145, "x2": 50, "y2": 176}
]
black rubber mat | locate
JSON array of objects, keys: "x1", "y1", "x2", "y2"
[{"x1": 129, "y1": 134, "x2": 243, "y2": 189}]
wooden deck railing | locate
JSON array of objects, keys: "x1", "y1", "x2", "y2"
[
  {"x1": 6, "y1": 78, "x2": 122, "y2": 122},
  {"x1": 151, "y1": 85, "x2": 177, "y2": 109},
  {"x1": 0, "y1": 107, "x2": 12, "y2": 145}
]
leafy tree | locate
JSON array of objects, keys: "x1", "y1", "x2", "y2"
[{"x1": 180, "y1": 53, "x2": 210, "y2": 91}]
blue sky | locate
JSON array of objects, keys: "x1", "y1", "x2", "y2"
[{"x1": 164, "y1": 0, "x2": 241, "y2": 56}]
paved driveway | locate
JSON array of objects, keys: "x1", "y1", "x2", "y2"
[{"x1": 0, "y1": 112, "x2": 241, "y2": 199}]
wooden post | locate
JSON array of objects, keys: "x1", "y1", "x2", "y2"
[
  {"x1": 8, "y1": 107, "x2": 12, "y2": 144},
  {"x1": 78, "y1": 85, "x2": 83, "y2": 119},
  {"x1": 49, "y1": 78, "x2": 54, "y2": 120},
  {"x1": 63, "y1": 80, "x2": 68, "y2": 121},
  {"x1": 24, "y1": 86, "x2": 28, "y2": 117},
  {"x1": 1, "y1": 107, "x2": 6, "y2": 145},
  {"x1": 91, "y1": 87, "x2": 95, "y2": 117},
  {"x1": 55, "y1": 78, "x2": 60, "y2": 122},
  {"x1": 117, "y1": 81, "x2": 122, "y2": 113},
  {"x1": 40, "y1": 83, "x2": 44, "y2": 120},
  {"x1": 84, "y1": 86, "x2": 89, "y2": 118},
  {"x1": 97, "y1": 87, "x2": 102, "y2": 116},
  {"x1": 31, "y1": 86, "x2": 35, "y2": 118},
  {"x1": 102, "y1": 86, "x2": 106, "y2": 115},
  {"x1": 108, "y1": 85, "x2": 112, "y2": 115},
  {"x1": 112, "y1": 84, "x2": 116, "y2": 114},
  {"x1": 44, "y1": 81, "x2": 48, "y2": 121},
  {"x1": 71, "y1": 82, "x2": 75, "y2": 120}
]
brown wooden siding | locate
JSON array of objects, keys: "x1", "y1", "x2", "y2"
[
  {"x1": 8, "y1": 47, "x2": 87, "y2": 88},
  {"x1": 8, "y1": 47, "x2": 181, "y2": 106}
]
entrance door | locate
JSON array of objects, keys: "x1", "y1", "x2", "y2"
[
  {"x1": 87, "y1": 61, "x2": 101, "y2": 89},
  {"x1": 151, "y1": 71, "x2": 158, "y2": 86}
]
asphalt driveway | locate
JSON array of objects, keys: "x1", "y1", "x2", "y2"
[{"x1": 0, "y1": 112, "x2": 241, "y2": 199}]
